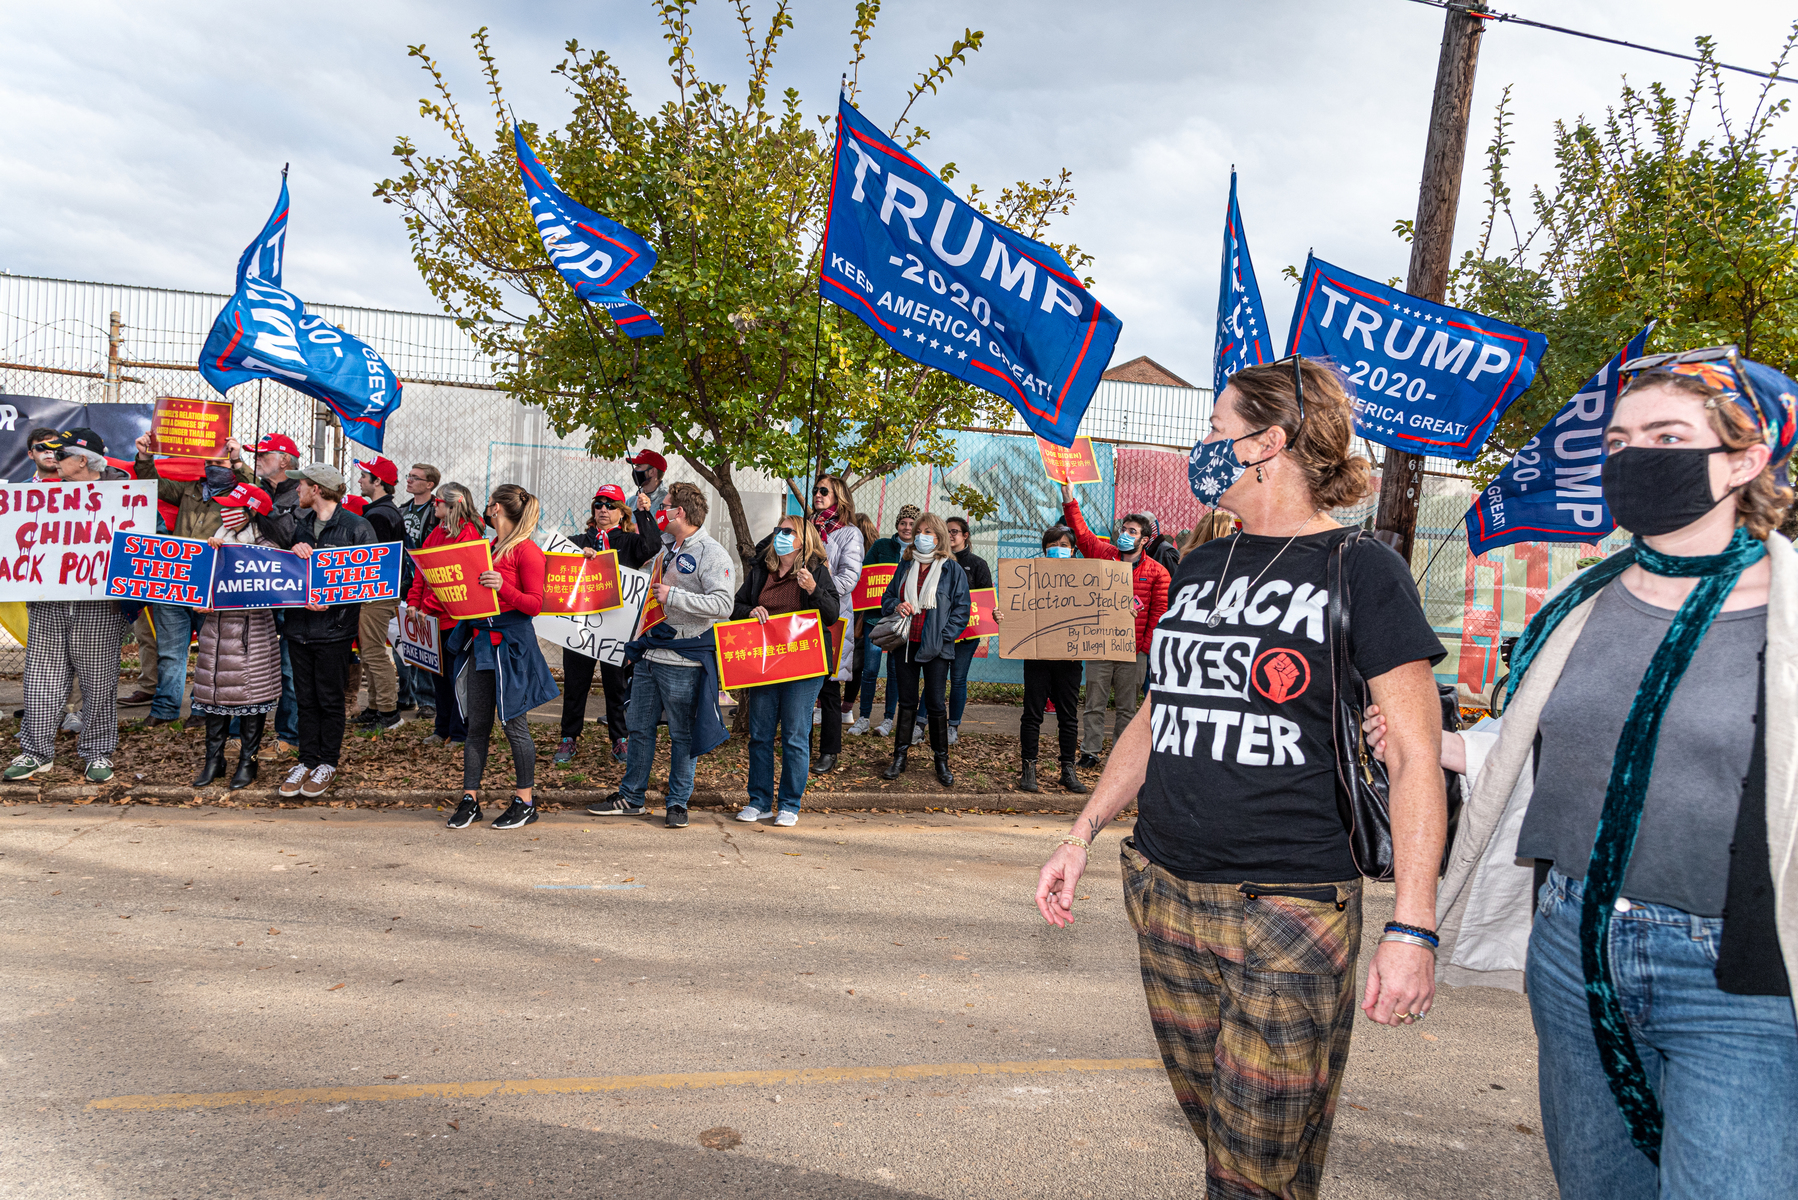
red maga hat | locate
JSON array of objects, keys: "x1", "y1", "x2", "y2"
[
  {"x1": 253, "y1": 433, "x2": 301, "y2": 457},
  {"x1": 342, "y1": 495, "x2": 368, "y2": 515},
  {"x1": 216, "y1": 483, "x2": 273, "y2": 516},
  {"x1": 594, "y1": 484, "x2": 627, "y2": 505},
  {"x1": 353, "y1": 456, "x2": 398, "y2": 486},
  {"x1": 626, "y1": 449, "x2": 667, "y2": 473}
]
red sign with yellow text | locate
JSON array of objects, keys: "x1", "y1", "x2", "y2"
[
  {"x1": 541, "y1": 550, "x2": 622, "y2": 616},
  {"x1": 958, "y1": 587, "x2": 998, "y2": 641},
  {"x1": 713, "y1": 609, "x2": 829, "y2": 690},
  {"x1": 850, "y1": 562, "x2": 897, "y2": 611},
  {"x1": 408, "y1": 539, "x2": 500, "y2": 620},
  {"x1": 1036, "y1": 435, "x2": 1102, "y2": 485},
  {"x1": 151, "y1": 396, "x2": 234, "y2": 459}
]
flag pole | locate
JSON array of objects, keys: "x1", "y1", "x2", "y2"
[
  {"x1": 799, "y1": 78, "x2": 847, "y2": 515},
  {"x1": 574, "y1": 299, "x2": 633, "y2": 456}
]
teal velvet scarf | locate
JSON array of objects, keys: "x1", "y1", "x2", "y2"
[{"x1": 1506, "y1": 527, "x2": 1767, "y2": 1162}]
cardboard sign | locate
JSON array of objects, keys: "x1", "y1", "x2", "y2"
[
  {"x1": 958, "y1": 586, "x2": 999, "y2": 642},
  {"x1": 105, "y1": 532, "x2": 216, "y2": 608},
  {"x1": 636, "y1": 555, "x2": 667, "y2": 636},
  {"x1": 397, "y1": 602, "x2": 443, "y2": 675},
  {"x1": 542, "y1": 550, "x2": 623, "y2": 616},
  {"x1": 150, "y1": 396, "x2": 233, "y2": 459},
  {"x1": 1036, "y1": 435, "x2": 1102, "y2": 485},
  {"x1": 534, "y1": 563, "x2": 651, "y2": 668},
  {"x1": 850, "y1": 562, "x2": 897, "y2": 611},
  {"x1": 995, "y1": 557, "x2": 1134, "y2": 661},
  {"x1": 714, "y1": 609, "x2": 829, "y2": 690},
  {"x1": 0, "y1": 479, "x2": 156, "y2": 601},
  {"x1": 409, "y1": 539, "x2": 500, "y2": 619},
  {"x1": 308, "y1": 542, "x2": 403, "y2": 606},
  {"x1": 208, "y1": 542, "x2": 309, "y2": 609}
]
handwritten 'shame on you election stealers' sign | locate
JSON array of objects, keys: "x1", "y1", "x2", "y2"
[
  {"x1": 995, "y1": 557, "x2": 1134, "y2": 662},
  {"x1": 0, "y1": 479, "x2": 156, "y2": 601}
]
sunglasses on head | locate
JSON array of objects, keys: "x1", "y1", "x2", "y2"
[
  {"x1": 1620, "y1": 343, "x2": 1756, "y2": 401},
  {"x1": 1266, "y1": 353, "x2": 1308, "y2": 424}
]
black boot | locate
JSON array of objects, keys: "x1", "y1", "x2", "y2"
[
  {"x1": 1018, "y1": 759, "x2": 1040, "y2": 793},
  {"x1": 929, "y1": 713, "x2": 953, "y2": 787},
  {"x1": 1059, "y1": 759, "x2": 1089, "y2": 794},
  {"x1": 192, "y1": 715, "x2": 229, "y2": 786},
  {"x1": 229, "y1": 714, "x2": 265, "y2": 790},
  {"x1": 882, "y1": 705, "x2": 917, "y2": 779}
]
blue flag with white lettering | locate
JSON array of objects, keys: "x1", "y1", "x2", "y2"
[
  {"x1": 1465, "y1": 325, "x2": 1653, "y2": 557},
  {"x1": 197, "y1": 175, "x2": 403, "y2": 452},
  {"x1": 1214, "y1": 171, "x2": 1271, "y2": 394},
  {"x1": 513, "y1": 126, "x2": 663, "y2": 338},
  {"x1": 820, "y1": 97, "x2": 1121, "y2": 448},
  {"x1": 1287, "y1": 256, "x2": 1547, "y2": 461}
]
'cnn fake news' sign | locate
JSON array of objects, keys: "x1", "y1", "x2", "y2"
[{"x1": 0, "y1": 479, "x2": 156, "y2": 601}]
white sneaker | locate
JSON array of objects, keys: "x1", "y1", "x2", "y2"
[
  {"x1": 736, "y1": 806, "x2": 767, "y2": 822},
  {"x1": 947, "y1": 724, "x2": 959, "y2": 746},
  {"x1": 841, "y1": 710, "x2": 855, "y2": 725},
  {"x1": 811, "y1": 708, "x2": 821, "y2": 725},
  {"x1": 278, "y1": 764, "x2": 309, "y2": 798},
  {"x1": 299, "y1": 763, "x2": 337, "y2": 798},
  {"x1": 773, "y1": 810, "x2": 798, "y2": 828},
  {"x1": 911, "y1": 722, "x2": 926, "y2": 746},
  {"x1": 848, "y1": 717, "x2": 870, "y2": 736},
  {"x1": 874, "y1": 718, "x2": 894, "y2": 737},
  {"x1": 59, "y1": 712, "x2": 83, "y2": 734}
]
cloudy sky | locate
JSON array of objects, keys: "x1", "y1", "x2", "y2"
[{"x1": 3, "y1": 0, "x2": 1793, "y2": 383}]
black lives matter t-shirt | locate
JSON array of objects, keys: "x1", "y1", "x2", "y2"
[{"x1": 1133, "y1": 527, "x2": 1444, "y2": 883}]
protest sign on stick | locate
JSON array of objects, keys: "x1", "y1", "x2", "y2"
[
  {"x1": 1036, "y1": 436, "x2": 1102, "y2": 485},
  {"x1": 541, "y1": 550, "x2": 623, "y2": 616},
  {"x1": 208, "y1": 543, "x2": 308, "y2": 609},
  {"x1": 0, "y1": 479, "x2": 155, "y2": 601},
  {"x1": 534, "y1": 563, "x2": 651, "y2": 668},
  {"x1": 397, "y1": 603, "x2": 443, "y2": 675},
  {"x1": 995, "y1": 558, "x2": 1134, "y2": 661},
  {"x1": 408, "y1": 540, "x2": 499, "y2": 619},
  {"x1": 150, "y1": 396, "x2": 233, "y2": 459},
  {"x1": 850, "y1": 562, "x2": 897, "y2": 611},
  {"x1": 308, "y1": 542, "x2": 402, "y2": 606},
  {"x1": 106, "y1": 533, "x2": 216, "y2": 608},
  {"x1": 713, "y1": 610, "x2": 830, "y2": 689},
  {"x1": 959, "y1": 587, "x2": 999, "y2": 642}
]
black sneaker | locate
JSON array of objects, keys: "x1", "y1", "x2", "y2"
[
  {"x1": 492, "y1": 798, "x2": 538, "y2": 830},
  {"x1": 446, "y1": 794, "x2": 481, "y2": 829},
  {"x1": 664, "y1": 805, "x2": 689, "y2": 829},
  {"x1": 586, "y1": 795, "x2": 645, "y2": 816},
  {"x1": 1076, "y1": 752, "x2": 1102, "y2": 769}
]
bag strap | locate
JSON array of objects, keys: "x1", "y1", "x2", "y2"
[{"x1": 1327, "y1": 532, "x2": 1361, "y2": 822}]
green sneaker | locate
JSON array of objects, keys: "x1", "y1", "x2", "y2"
[
  {"x1": 85, "y1": 757, "x2": 114, "y2": 783},
  {"x1": 3, "y1": 754, "x2": 53, "y2": 781}
]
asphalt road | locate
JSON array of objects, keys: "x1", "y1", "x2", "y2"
[{"x1": 1, "y1": 803, "x2": 1555, "y2": 1198}]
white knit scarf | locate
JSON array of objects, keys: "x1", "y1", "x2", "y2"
[{"x1": 903, "y1": 553, "x2": 947, "y2": 612}]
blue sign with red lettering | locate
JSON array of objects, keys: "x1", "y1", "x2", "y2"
[
  {"x1": 106, "y1": 533, "x2": 216, "y2": 608},
  {"x1": 307, "y1": 542, "x2": 401, "y2": 606}
]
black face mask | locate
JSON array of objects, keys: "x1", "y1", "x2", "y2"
[
  {"x1": 1600, "y1": 445, "x2": 1734, "y2": 536},
  {"x1": 631, "y1": 468, "x2": 650, "y2": 489},
  {"x1": 201, "y1": 464, "x2": 237, "y2": 502}
]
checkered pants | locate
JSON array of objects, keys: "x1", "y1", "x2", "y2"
[
  {"x1": 1121, "y1": 839, "x2": 1362, "y2": 1200},
  {"x1": 23, "y1": 601, "x2": 128, "y2": 763}
]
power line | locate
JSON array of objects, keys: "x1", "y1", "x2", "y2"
[{"x1": 1399, "y1": 0, "x2": 1796, "y2": 86}]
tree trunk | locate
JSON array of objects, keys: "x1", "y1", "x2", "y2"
[{"x1": 674, "y1": 452, "x2": 758, "y2": 564}]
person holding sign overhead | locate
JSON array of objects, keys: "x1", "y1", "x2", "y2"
[
  {"x1": 405, "y1": 483, "x2": 484, "y2": 749},
  {"x1": 877, "y1": 513, "x2": 968, "y2": 787},
  {"x1": 943, "y1": 516, "x2": 992, "y2": 747},
  {"x1": 444, "y1": 484, "x2": 557, "y2": 832},
  {"x1": 188, "y1": 483, "x2": 281, "y2": 790},
  {"x1": 808, "y1": 475, "x2": 863, "y2": 775}
]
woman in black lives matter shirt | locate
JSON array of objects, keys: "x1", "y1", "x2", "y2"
[{"x1": 1034, "y1": 357, "x2": 1448, "y2": 1200}]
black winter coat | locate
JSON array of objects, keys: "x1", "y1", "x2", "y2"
[
  {"x1": 362, "y1": 494, "x2": 406, "y2": 545},
  {"x1": 573, "y1": 518, "x2": 660, "y2": 571},
  {"x1": 268, "y1": 504, "x2": 377, "y2": 644},
  {"x1": 732, "y1": 547, "x2": 843, "y2": 673}
]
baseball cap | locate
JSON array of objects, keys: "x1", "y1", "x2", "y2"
[
  {"x1": 354, "y1": 456, "x2": 398, "y2": 486},
  {"x1": 341, "y1": 495, "x2": 368, "y2": 515},
  {"x1": 594, "y1": 484, "x2": 627, "y2": 506},
  {"x1": 45, "y1": 427, "x2": 106, "y2": 456},
  {"x1": 216, "y1": 483, "x2": 273, "y2": 515},
  {"x1": 296, "y1": 462, "x2": 346, "y2": 492},
  {"x1": 626, "y1": 449, "x2": 668, "y2": 474},
  {"x1": 253, "y1": 433, "x2": 301, "y2": 458}
]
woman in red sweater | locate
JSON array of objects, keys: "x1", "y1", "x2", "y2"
[
  {"x1": 407, "y1": 482, "x2": 484, "y2": 748},
  {"x1": 445, "y1": 483, "x2": 557, "y2": 831}
]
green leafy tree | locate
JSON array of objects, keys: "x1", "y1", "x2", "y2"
[{"x1": 374, "y1": 0, "x2": 1094, "y2": 556}]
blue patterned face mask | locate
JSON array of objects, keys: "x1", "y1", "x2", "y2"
[
  {"x1": 1045, "y1": 545, "x2": 1073, "y2": 559},
  {"x1": 772, "y1": 529, "x2": 796, "y2": 556},
  {"x1": 1187, "y1": 428, "x2": 1270, "y2": 505}
]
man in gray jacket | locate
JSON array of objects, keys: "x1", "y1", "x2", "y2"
[{"x1": 589, "y1": 482, "x2": 734, "y2": 828}]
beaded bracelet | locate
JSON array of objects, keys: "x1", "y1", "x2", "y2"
[
  {"x1": 1059, "y1": 835, "x2": 1090, "y2": 851},
  {"x1": 1383, "y1": 921, "x2": 1440, "y2": 948}
]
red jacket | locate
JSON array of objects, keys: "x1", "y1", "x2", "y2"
[
  {"x1": 1063, "y1": 500, "x2": 1170, "y2": 655},
  {"x1": 490, "y1": 539, "x2": 546, "y2": 618},
  {"x1": 406, "y1": 520, "x2": 483, "y2": 631}
]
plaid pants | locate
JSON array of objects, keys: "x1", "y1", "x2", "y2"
[
  {"x1": 1121, "y1": 839, "x2": 1362, "y2": 1200},
  {"x1": 23, "y1": 601, "x2": 128, "y2": 762}
]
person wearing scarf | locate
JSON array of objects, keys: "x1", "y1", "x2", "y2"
[
  {"x1": 188, "y1": 484, "x2": 282, "y2": 790},
  {"x1": 1380, "y1": 348, "x2": 1798, "y2": 1196},
  {"x1": 875, "y1": 512, "x2": 969, "y2": 786},
  {"x1": 808, "y1": 475, "x2": 864, "y2": 774}
]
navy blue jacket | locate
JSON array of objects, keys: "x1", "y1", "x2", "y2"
[
  {"x1": 448, "y1": 610, "x2": 560, "y2": 723},
  {"x1": 879, "y1": 556, "x2": 970, "y2": 664}
]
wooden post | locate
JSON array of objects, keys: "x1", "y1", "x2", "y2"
[
  {"x1": 104, "y1": 311, "x2": 122, "y2": 404},
  {"x1": 1375, "y1": 0, "x2": 1487, "y2": 562}
]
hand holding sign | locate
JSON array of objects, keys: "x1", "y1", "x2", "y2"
[
  {"x1": 408, "y1": 540, "x2": 499, "y2": 619},
  {"x1": 150, "y1": 396, "x2": 233, "y2": 460},
  {"x1": 308, "y1": 543, "x2": 402, "y2": 606}
]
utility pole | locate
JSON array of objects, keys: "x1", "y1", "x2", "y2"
[
  {"x1": 104, "y1": 311, "x2": 122, "y2": 404},
  {"x1": 1375, "y1": 0, "x2": 1487, "y2": 562}
]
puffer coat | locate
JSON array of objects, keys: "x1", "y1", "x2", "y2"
[{"x1": 191, "y1": 524, "x2": 283, "y2": 711}]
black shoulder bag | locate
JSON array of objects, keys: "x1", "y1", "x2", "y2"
[{"x1": 1326, "y1": 531, "x2": 1462, "y2": 880}]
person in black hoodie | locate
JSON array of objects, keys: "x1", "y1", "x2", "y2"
[
  {"x1": 555, "y1": 484, "x2": 662, "y2": 766},
  {"x1": 943, "y1": 516, "x2": 991, "y2": 747},
  {"x1": 258, "y1": 463, "x2": 375, "y2": 799},
  {"x1": 1141, "y1": 511, "x2": 1183, "y2": 575}
]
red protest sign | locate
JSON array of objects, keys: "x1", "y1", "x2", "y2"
[
  {"x1": 958, "y1": 587, "x2": 999, "y2": 641},
  {"x1": 1036, "y1": 435, "x2": 1102, "y2": 485},
  {"x1": 636, "y1": 555, "x2": 667, "y2": 636},
  {"x1": 828, "y1": 615, "x2": 849, "y2": 664},
  {"x1": 850, "y1": 562, "x2": 897, "y2": 611},
  {"x1": 151, "y1": 396, "x2": 234, "y2": 459},
  {"x1": 541, "y1": 550, "x2": 622, "y2": 616},
  {"x1": 408, "y1": 539, "x2": 500, "y2": 620},
  {"x1": 713, "y1": 610, "x2": 830, "y2": 690}
]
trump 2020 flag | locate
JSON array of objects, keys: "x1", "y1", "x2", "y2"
[
  {"x1": 198, "y1": 174, "x2": 403, "y2": 452},
  {"x1": 820, "y1": 97, "x2": 1120, "y2": 448},
  {"x1": 1287, "y1": 256, "x2": 1547, "y2": 461},
  {"x1": 513, "y1": 126, "x2": 663, "y2": 338},
  {"x1": 1465, "y1": 325, "x2": 1653, "y2": 557},
  {"x1": 1214, "y1": 170, "x2": 1271, "y2": 394}
]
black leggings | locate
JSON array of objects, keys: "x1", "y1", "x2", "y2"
[
  {"x1": 1021, "y1": 659, "x2": 1081, "y2": 763},
  {"x1": 560, "y1": 649, "x2": 633, "y2": 744},
  {"x1": 462, "y1": 667, "x2": 536, "y2": 792}
]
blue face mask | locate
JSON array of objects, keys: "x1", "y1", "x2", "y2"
[
  {"x1": 772, "y1": 530, "x2": 796, "y2": 556},
  {"x1": 1115, "y1": 530, "x2": 1137, "y2": 552},
  {"x1": 1045, "y1": 545, "x2": 1073, "y2": 559},
  {"x1": 1187, "y1": 427, "x2": 1271, "y2": 504},
  {"x1": 914, "y1": 533, "x2": 937, "y2": 556}
]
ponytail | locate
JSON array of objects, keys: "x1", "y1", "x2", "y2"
[{"x1": 488, "y1": 483, "x2": 540, "y2": 561}]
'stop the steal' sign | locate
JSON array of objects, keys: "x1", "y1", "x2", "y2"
[
  {"x1": 107, "y1": 533, "x2": 215, "y2": 605},
  {"x1": 308, "y1": 544, "x2": 401, "y2": 606},
  {"x1": 820, "y1": 97, "x2": 1121, "y2": 448},
  {"x1": 1287, "y1": 256, "x2": 1546, "y2": 461},
  {"x1": 104, "y1": 534, "x2": 403, "y2": 609}
]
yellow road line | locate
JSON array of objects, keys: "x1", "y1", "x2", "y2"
[{"x1": 88, "y1": 1057, "x2": 1162, "y2": 1112}]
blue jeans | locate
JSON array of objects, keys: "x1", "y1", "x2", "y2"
[
  {"x1": 1528, "y1": 868, "x2": 1798, "y2": 1199},
  {"x1": 857, "y1": 640, "x2": 899, "y2": 720},
  {"x1": 396, "y1": 661, "x2": 427, "y2": 709},
  {"x1": 746, "y1": 674, "x2": 824, "y2": 815},
  {"x1": 275, "y1": 634, "x2": 298, "y2": 744},
  {"x1": 149, "y1": 604, "x2": 204, "y2": 721},
  {"x1": 948, "y1": 638, "x2": 977, "y2": 726},
  {"x1": 618, "y1": 661, "x2": 702, "y2": 810}
]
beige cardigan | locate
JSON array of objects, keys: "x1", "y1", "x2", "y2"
[{"x1": 1434, "y1": 533, "x2": 1798, "y2": 998}]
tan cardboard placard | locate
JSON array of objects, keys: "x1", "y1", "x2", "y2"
[{"x1": 995, "y1": 557, "x2": 1135, "y2": 662}]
